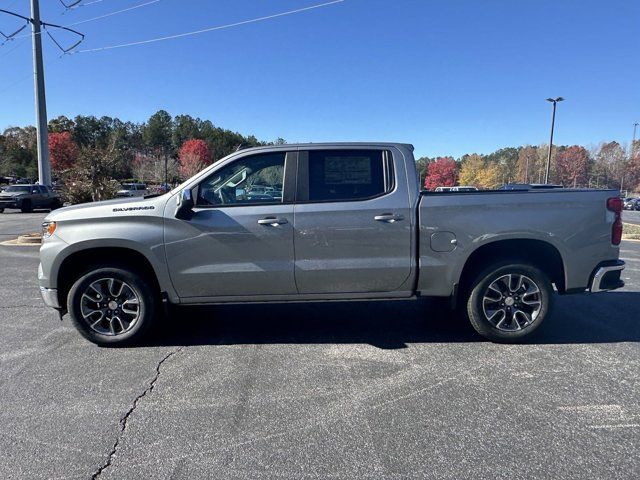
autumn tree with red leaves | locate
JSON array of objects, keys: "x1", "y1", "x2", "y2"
[
  {"x1": 178, "y1": 139, "x2": 211, "y2": 179},
  {"x1": 49, "y1": 132, "x2": 79, "y2": 171},
  {"x1": 424, "y1": 157, "x2": 458, "y2": 190},
  {"x1": 556, "y1": 145, "x2": 589, "y2": 187}
]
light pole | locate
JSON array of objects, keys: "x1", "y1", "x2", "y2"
[
  {"x1": 544, "y1": 97, "x2": 564, "y2": 184},
  {"x1": 633, "y1": 122, "x2": 639, "y2": 158}
]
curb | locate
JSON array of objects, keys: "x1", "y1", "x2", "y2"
[{"x1": 0, "y1": 233, "x2": 42, "y2": 246}]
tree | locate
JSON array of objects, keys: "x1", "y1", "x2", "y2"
[
  {"x1": 459, "y1": 153, "x2": 500, "y2": 188},
  {"x1": 516, "y1": 146, "x2": 539, "y2": 183},
  {"x1": 485, "y1": 147, "x2": 519, "y2": 185},
  {"x1": 58, "y1": 147, "x2": 120, "y2": 204},
  {"x1": 172, "y1": 114, "x2": 201, "y2": 152},
  {"x1": 48, "y1": 115, "x2": 75, "y2": 133},
  {"x1": 592, "y1": 141, "x2": 626, "y2": 189},
  {"x1": 424, "y1": 157, "x2": 457, "y2": 190},
  {"x1": 178, "y1": 139, "x2": 212, "y2": 179},
  {"x1": 625, "y1": 152, "x2": 640, "y2": 193},
  {"x1": 555, "y1": 145, "x2": 589, "y2": 187},
  {"x1": 415, "y1": 156, "x2": 432, "y2": 187},
  {"x1": 0, "y1": 126, "x2": 37, "y2": 178},
  {"x1": 49, "y1": 132, "x2": 79, "y2": 171},
  {"x1": 143, "y1": 110, "x2": 173, "y2": 153},
  {"x1": 132, "y1": 152, "x2": 178, "y2": 184}
]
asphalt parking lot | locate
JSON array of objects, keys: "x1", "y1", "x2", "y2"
[
  {"x1": 623, "y1": 209, "x2": 640, "y2": 225},
  {"x1": 0, "y1": 211, "x2": 639, "y2": 479}
]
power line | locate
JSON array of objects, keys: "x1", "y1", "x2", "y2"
[
  {"x1": 0, "y1": 8, "x2": 85, "y2": 53},
  {"x1": 73, "y1": 0, "x2": 345, "y2": 54},
  {"x1": 59, "y1": 0, "x2": 83, "y2": 9},
  {"x1": 0, "y1": 36, "x2": 28, "y2": 59},
  {"x1": 69, "y1": 0, "x2": 111, "y2": 9},
  {"x1": 64, "y1": 0, "x2": 160, "y2": 27},
  {"x1": 6, "y1": 0, "x2": 159, "y2": 41},
  {"x1": 0, "y1": 71, "x2": 31, "y2": 95}
]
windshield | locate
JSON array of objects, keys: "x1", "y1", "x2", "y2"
[
  {"x1": 120, "y1": 184, "x2": 136, "y2": 190},
  {"x1": 5, "y1": 186, "x2": 31, "y2": 193}
]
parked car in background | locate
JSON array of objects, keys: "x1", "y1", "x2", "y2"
[
  {"x1": 498, "y1": 183, "x2": 564, "y2": 190},
  {"x1": 0, "y1": 184, "x2": 62, "y2": 213},
  {"x1": 434, "y1": 186, "x2": 479, "y2": 192},
  {"x1": 116, "y1": 183, "x2": 149, "y2": 198},
  {"x1": 39, "y1": 142, "x2": 625, "y2": 346},
  {"x1": 623, "y1": 197, "x2": 639, "y2": 210}
]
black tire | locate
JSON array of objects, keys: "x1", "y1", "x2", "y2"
[
  {"x1": 50, "y1": 199, "x2": 62, "y2": 210},
  {"x1": 67, "y1": 265, "x2": 158, "y2": 346},
  {"x1": 465, "y1": 262, "x2": 554, "y2": 342},
  {"x1": 0, "y1": 208, "x2": 4, "y2": 213},
  {"x1": 20, "y1": 199, "x2": 32, "y2": 213}
]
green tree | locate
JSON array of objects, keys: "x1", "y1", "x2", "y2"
[
  {"x1": 143, "y1": 110, "x2": 173, "y2": 153},
  {"x1": 48, "y1": 115, "x2": 75, "y2": 133},
  {"x1": 486, "y1": 147, "x2": 519, "y2": 185},
  {"x1": 172, "y1": 115, "x2": 201, "y2": 152}
]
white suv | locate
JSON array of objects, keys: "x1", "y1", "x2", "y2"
[{"x1": 116, "y1": 183, "x2": 148, "y2": 198}]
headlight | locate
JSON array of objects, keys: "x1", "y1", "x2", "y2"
[{"x1": 42, "y1": 221, "x2": 57, "y2": 239}]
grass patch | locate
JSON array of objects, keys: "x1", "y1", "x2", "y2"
[{"x1": 623, "y1": 222, "x2": 640, "y2": 240}]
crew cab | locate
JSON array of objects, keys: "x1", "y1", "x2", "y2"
[
  {"x1": 0, "y1": 184, "x2": 62, "y2": 213},
  {"x1": 38, "y1": 143, "x2": 625, "y2": 345}
]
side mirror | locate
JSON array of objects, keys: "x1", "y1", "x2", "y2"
[{"x1": 175, "y1": 188, "x2": 194, "y2": 220}]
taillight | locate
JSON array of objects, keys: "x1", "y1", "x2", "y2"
[{"x1": 607, "y1": 197, "x2": 623, "y2": 245}]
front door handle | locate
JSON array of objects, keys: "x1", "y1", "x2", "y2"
[
  {"x1": 258, "y1": 217, "x2": 288, "y2": 226},
  {"x1": 374, "y1": 213, "x2": 404, "y2": 223}
]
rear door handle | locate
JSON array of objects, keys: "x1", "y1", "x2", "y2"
[
  {"x1": 374, "y1": 213, "x2": 404, "y2": 223},
  {"x1": 258, "y1": 217, "x2": 288, "y2": 226}
]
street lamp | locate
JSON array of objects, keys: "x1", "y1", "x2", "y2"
[{"x1": 544, "y1": 97, "x2": 564, "y2": 184}]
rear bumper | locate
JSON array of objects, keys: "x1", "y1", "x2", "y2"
[{"x1": 590, "y1": 260, "x2": 625, "y2": 293}]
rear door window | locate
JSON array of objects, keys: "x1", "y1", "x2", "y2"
[{"x1": 301, "y1": 149, "x2": 393, "y2": 202}]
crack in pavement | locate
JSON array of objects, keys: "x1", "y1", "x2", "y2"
[{"x1": 91, "y1": 347, "x2": 183, "y2": 479}]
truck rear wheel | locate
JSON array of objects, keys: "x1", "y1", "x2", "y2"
[
  {"x1": 67, "y1": 266, "x2": 157, "y2": 346},
  {"x1": 465, "y1": 262, "x2": 553, "y2": 342}
]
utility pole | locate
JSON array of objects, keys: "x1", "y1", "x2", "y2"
[
  {"x1": 633, "y1": 122, "x2": 639, "y2": 158},
  {"x1": 30, "y1": 0, "x2": 51, "y2": 186},
  {"x1": 1, "y1": 4, "x2": 84, "y2": 186},
  {"x1": 544, "y1": 97, "x2": 564, "y2": 185}
]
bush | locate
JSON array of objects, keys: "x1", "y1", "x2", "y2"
[{"x1": 57, "y1": 147, "x2": 120, "y2": 204}]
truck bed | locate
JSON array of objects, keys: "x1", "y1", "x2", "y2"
[{"x1": 417, "y1": 188, "x2": 620, "y2": 296}]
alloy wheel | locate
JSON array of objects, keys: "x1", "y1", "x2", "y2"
[
  {"x1": 482, "y1": 273, "x2": 542, "y2": 331},
  {"x1": 80, "y1": 277, "x2": 141, "y2": 336}
]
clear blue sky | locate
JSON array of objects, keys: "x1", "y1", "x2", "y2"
[{"x1": 1, "y1": 0, "x2": 638, "y2": 158}]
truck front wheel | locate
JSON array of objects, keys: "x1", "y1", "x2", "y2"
[
  {"x1": 67, "y1": 266, "x2": 157, "y2": 346},
  {"x1": 465, "y1": 262, "x2": 554, "y2": 342}
]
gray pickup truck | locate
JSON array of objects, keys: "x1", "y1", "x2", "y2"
[
  {"x1": 0, "y1": 184, "x2": 62, "y2": 213},
  {"x1": 38, "y1": 143, "x2": 625, "y2": 345}
]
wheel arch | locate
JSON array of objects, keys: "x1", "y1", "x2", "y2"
[
  {"x1": 458, "y1": 238, "x2": 566, "y2": 296},
  {"x1": 56, "y1": 246, "x2": 163, "y2": 309}
]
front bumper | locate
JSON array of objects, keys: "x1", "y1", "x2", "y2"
[
  {"x1": 0, "y1": 200, "x2": 20, "y2": 209},
  {"x1": 590, "y1": 260, "x2": 625, "y2": 293},
  {"x1": 40, "y1": 287, "x2": 61, "y2": 309}
]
